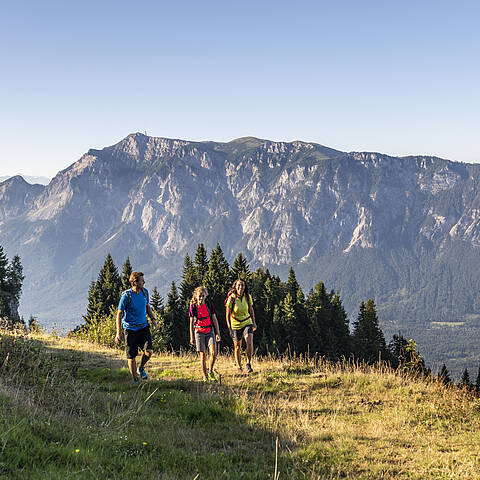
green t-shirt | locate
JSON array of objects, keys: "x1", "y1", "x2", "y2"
[{"x1": 226, "y1": 294, "x2": 253, "y2": 329}]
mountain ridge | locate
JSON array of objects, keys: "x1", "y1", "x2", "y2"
[{"x1": 1, "y1": 133, "x2": 479, "y2": 375}]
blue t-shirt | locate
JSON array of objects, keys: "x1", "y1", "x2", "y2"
[{"x1": 118, "y1": 288, "x2": 150, "y2": 331}]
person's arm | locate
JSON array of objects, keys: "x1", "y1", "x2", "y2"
[
  {"x1": 115, "y1": 310, "x2": 124, "y2": 344},
  {"x1": 225, "y1": 305, "x2": 231, "y2": 330},
  {"x1": 190, "y1": 316, "x2": 195, "y2": 345},
  {"x1": 146, "y1": 303, "x2": 157, "y2": 329},
  {"x1": 248, "y1": 297, "x2": 257, "y2": 331},
  {"x1": 212, "y1": 313, "x2": 221, "y2": 342}
]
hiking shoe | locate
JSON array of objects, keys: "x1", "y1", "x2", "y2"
[
  {"x1": 208, "y1": 370, "x2": 217, "y2": 382},
  {"x1": 246, "y1": 363, "x2": 253, "y2": 373},
  {"x1": 137, "y1": 367, "x2": 148, "y2": 380},
  {"x1": 133, "y1": 377, "x2": 140, "y2": 385}
]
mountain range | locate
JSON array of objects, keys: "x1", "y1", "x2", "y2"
[
  {"x1": 0, "y1": 175, "x2": 51, "y2": 186},
  {"x1": 1, "y1": 133, "x2": 479, "y2": 376}
]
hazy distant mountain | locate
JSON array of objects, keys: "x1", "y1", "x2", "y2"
[
  {"x1": 1, "y1": 133, "x2": 479, "y2": 375},
  {"x1": 0, "y1": 175, "x2": 50, "y2": 185}
]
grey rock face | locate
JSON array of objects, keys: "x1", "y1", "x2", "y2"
[{"x1": 1, "y1": 133, "x2": 480, "y2": 373}]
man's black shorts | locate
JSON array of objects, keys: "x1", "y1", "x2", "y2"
[{"x1": 125, "y1": 326, "x2": 152, "y2": 359}]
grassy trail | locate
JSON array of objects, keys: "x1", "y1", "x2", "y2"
[{"x1": 1, "y1": 333, "x2": 480, "y2": 479}]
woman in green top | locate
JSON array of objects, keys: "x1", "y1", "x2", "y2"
[{"x1": 225, "y1": 279, "x2": 257, "y2": 373}]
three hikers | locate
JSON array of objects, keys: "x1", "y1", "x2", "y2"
[
  {"x1": 115, "y1": 271, "x2": 157, "y2": 384},
  {"x1": 115, "y1": 269, "x2": 256, "y2": 383},
  {"x1": 189, "y1": 286, "x2": 221, "y2": 381}
]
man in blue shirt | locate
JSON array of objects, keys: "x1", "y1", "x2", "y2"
[{"x1": 115, "y1": 271, "x2": 157, "y2": 383}]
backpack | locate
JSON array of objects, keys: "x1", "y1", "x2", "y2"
[
  {"x1": 191, "y1": 299, "x2": 214, "y2": 333},
  {"x1": 122, "y1": 288, "x2": 148, "y2": 312}
]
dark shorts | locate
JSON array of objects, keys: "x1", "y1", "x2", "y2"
[
  {"x1": 125, "y1": 326, "x2": 152, "y2": 359},
  {"x1": 195, "y1": 330, "x2": 216, "y2": 352},
  {"x1": 231, "y1": 324, "x2": 254, "y2": 342}
]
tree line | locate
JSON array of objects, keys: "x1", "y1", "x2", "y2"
[{"x1": 73, "y1": 243, "x2": 430, "y2": 371}]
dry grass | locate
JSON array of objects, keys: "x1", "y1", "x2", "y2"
[{"x1": 2, "y1": 332, "x2": 480, "y2": 479}]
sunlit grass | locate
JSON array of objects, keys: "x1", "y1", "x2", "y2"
[{"x1": 1, "y1": 331, "x2": 480, "y2": 478}]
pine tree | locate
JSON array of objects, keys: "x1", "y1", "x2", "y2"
[
  {"x1": 193, "y1": 244, "x2": 209, "y2": 285},
  {"x1": 83, "y1": 280, "x2": 100, "y2": 325},
  {"x1": 231, "y1": 252, "x2": 251, "y2": 281},
  {"x1": 286, "y1": 268, "x2": 300, "y2": 304},
  {"x1": 352, "y1": 299, "x2": 388, "y2": 364},
  {"x1": 150, "y1": 286, "x2": 164, "y2": 315},
  {"x1": 95, "y1": 253, "x2": 122, "y2": 317},
  {"x1": 6, "y1": 255, "x2": 24, "y2": 303},
  {"x1": 163, "y1": 282, "x2": 186, "y2": 350},
  {"x1": 439, "y1": 364, "x2": 452, "y2": 385},
  {"x1": 460, "y1": 368, "x2": 471, "y2": 389},
  {"x1": 180, "y1": 254, "x2": 197, "y2": 309},
  {"x1": 121, "y1": 257, "x2": 133, "y2": 291},
  {"x1": 475, "y1": 364, "x2": 480, "y2": 392},
  {"x1": 204, "y1": 244, "x2": 232, "y2": 346},
  {"x1": 389, "y1": 333, "x2": 409, "y2": 369},
  {"x1": 305, "y1": 281, "x2": 332, "y2": 356},
  {"x1": 0, "y1": 245, "x2": 8, "y2": 290},
  {"x1": 205, "y1": 244, "x2": 230, "y2": 300},
  {"x1": 330, "y1": 292, "x2": 351, "y2": 357},
  {"x1": 282, "y1": 267, "x2": 309, "y2": 353},
  {"x1": 275, "y1": 293, "x2": 296, "y2": 353}
]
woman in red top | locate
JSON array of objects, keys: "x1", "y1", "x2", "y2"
[{"x1": 189, "y1": 286, "x2": 221, "y2": 381}]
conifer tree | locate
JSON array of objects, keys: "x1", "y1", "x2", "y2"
[
  {"x1": 180, "y1": 254, "x2": 197, "y2": 309},
  {"x1": 193, "y1": 244, "x2": 209, "y2": 285},
  {"x1": 231, "y1": 252, "x2": 251, "y2": 281},
  {"x1": 330, "y1": 292, "x2": 351, "y2": 357},
  {"x1": 205, "y1": 244, "x2": 231, "y2": 299},
  {"x1": 163, "y1": 281, "x2": 186, "y2": 350},
  {"x1": 6, "y1": 255, "x2": 24, "y2": 304},
  {"x1": 389, "y1": 334, "x2": 409, "y2": 369},
  {"x1": 247, "y1": 268, "x2": 272, "y2": 354},
  {"x1": 83, "y1": 280, "x2": 100, "y2": 325},
  {"x1": 150, "y1": 286, "x2": 164, "y2": 315},
  {"x1": 439, "y1": 364, "x2": 452, "y2": 385},
  {"x1": 272, "y1": 293, "x2": 296, "y2": 353},
  {"x1": 286, "y1": 268, "x2": 300, "y2": 304},
  {"x1": 121, "y1": 257, "x2": 133, "y2": 291},
  {"x1": 204, "y1": 244, "x2": 232, "y2": 346},
  {"x1": 0, "y1": 245, "x2": 8, "y2": 290},
  {"x1": 282, "y1": 267, "x2": 310, "y2": 353},
  {"x1": 94, "y1": 253, "x2": 122, "y2": 317},
  {"x1": 475, "y1": 364, "x2": 480, "y2": 392},
  {"x1": 305, "y1": 281, "x2": 333, "y2": 356},
  {"x1": 352, "y1": 299, "x2": 388, "y2": 363},
  {"x1": 460, "y1": 368, "x2": 471, "y2": 389}
]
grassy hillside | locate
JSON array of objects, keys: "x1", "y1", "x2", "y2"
[{"x1": 1, "y1": 332, "x2": 480, "y2": 479}]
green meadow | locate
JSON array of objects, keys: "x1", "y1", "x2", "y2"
[{"x1": 1, "y1": 332, "x2": 480, "y2": 479}]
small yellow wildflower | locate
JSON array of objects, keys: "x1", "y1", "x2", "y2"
[
  {"x1": 75, "y1": 449, "x2": 80, "y2": 453},
  {"x1": 142, "y1": 442, "x2": 148, "y2": 446}
]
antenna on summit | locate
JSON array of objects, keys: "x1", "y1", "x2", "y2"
[{"x1": 144, "y1": 130, "x2": 147, "y2": 136}]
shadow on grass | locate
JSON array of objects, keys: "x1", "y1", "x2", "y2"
[{"x1": 0, "y1": 335, "x2": 336, "y2": 480}]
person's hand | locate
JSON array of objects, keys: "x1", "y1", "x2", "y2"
[
  {"x1": 114, "y1": 332, "x2": 123, "y2": 345},
  {"x1": 216, "y1": 334, "x2": 221, "y2": 342},
  {"x1": 229, "y1": 329, "x2": 234, "y2": 339},
  {"x1": 190, "y1": 337, "x2": 195, "y2": 346},
  {"x1": 252, "y1": 323, "x2": 257, "y2": 332}
]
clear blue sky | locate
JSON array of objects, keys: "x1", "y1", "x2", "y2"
[{"x1": 1, "y1": 0, "x2": 479, "y2": 177}]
